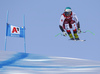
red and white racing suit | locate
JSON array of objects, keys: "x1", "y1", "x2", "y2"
[{"x1": 60, "y1": 12, "x2": 79, "y2": 33}]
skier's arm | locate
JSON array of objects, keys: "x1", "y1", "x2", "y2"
[
  {"x1": 59, "y1": 25, "x2": 67, "y2": 36},
  {"x1": 59, "y1": 15, "x2": 65, "y2": 32},
  {"x1": 76, "y1": 20, "x2": 81, "y2": 33},
  {"x1": 77, "y1": 21, "x2": 80, "y2": 29},
  {"x1": 59, "y1": 25, "x2": 65, "y2": 32},
  {"x1": 73, "y1": 13, "x2": 81, "y2": 33},
  {"x1": 59, "y1": 15, "x2": 67, "y2": 36},
  {"x1": 73, "y1": 13, "x2": 80, "y2": 29}
]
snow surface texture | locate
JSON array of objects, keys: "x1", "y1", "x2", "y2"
[{"x1": 0, "y1": 51, "x2": 100, "y2": 74}]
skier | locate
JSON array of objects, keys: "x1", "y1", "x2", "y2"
[{"x1": 59, "y1": 7, "x2": 81, "y2": 40}]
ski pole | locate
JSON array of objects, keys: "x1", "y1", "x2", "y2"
[
  {"x1": 55, "y1": 33, "x2": 62, "y2": 37},
  {"x1": 81, "y1": 30, "x2": 95, "y2": 35},
  {"x1": 55, "y1": 33, "x2": 67, "y2": 37}
]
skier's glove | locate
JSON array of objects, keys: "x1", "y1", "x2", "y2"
[
  {"x1": 77, "y1": 28, "x2": 81, "y2": 34},
  {"x1": 63, "y1": 31, "x2": 67, "y2": 36}
]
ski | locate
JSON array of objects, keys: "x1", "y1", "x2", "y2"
[{"x1": 69, "y1": 39, "x2": 86, "y2": 42}]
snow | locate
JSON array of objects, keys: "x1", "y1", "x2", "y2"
[{"x1": 0, "y1": 51, "x2": 100, "y2": 74}]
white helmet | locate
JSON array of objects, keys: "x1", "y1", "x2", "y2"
[{"x1": 64, "y1": 7, "x2": 72, "y2": 16}]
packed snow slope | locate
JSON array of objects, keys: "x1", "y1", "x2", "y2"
[{"x1": 0, "y1": 51, "x2": 100, "y2": 74}]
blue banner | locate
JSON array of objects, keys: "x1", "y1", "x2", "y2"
[{"x1": 6, "y1": 24, "x2": 25, "y2": 38}]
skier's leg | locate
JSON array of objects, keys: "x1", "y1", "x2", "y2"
[
  {"x1": 65, "y1": 23, "x2": 74, "y2": 40},
  {"x1": 72, "y1": 23, "x2": 80, "y2": 40}
]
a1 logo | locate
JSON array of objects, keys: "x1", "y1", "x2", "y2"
[{"x1": 11, "y1": 25, "x2": 20, "y2": 34}]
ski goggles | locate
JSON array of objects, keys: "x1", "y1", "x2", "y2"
[{"x1": 65, "y1": 11, "x2": 71, "y2": 16}]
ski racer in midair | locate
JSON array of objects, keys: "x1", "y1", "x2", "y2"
[{"x1": 59, "y1": 7, "x2": 81, "y2": 40}]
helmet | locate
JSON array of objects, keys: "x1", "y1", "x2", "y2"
[{"x1": 64, "y1": 7, "x2": 72, "y2": 16}]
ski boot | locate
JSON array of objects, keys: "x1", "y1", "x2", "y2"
[
  {"x1": 74, "y1": 33, "x2": 80, "y2": 40},
  {"x1": 67, "y1": 30, "x2": 75, "y2": 40},
  {"x1": 68, "y1": 33, "x2": 74, "y2": 40}
]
